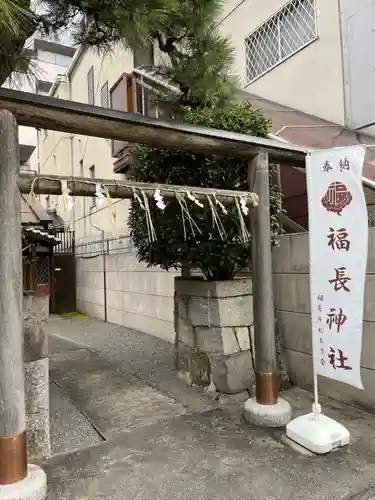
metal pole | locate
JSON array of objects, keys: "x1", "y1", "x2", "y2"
[
  {"x1": 0, "y1": 110, "x2": 27, "y2": 484},
  {"x1": 249, "y1": 151, "x2": 278, "y2": 405},
  {"x1": 103, "y1": 234, "x2": 107, "y2": 323}
]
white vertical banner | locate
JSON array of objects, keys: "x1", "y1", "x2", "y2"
[{"x1": 306, "y1": 146, "x2": 367, "y2": 389}]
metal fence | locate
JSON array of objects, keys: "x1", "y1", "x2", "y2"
[
  {"x1": 75, "y1": 233, "x2": 134, "y2": 258},
  {"x1": 54, "y1": 230, "x2": 75, "y2": 254}
]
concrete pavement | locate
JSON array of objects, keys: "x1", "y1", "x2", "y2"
[{"x1": 44, "y1": 316, "x2": 375, "y2": 500}]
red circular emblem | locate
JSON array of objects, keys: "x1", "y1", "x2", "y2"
[{"x1": 321, "y1": 181, "x2": 352, "y2": 215}]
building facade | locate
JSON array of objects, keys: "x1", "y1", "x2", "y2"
[
  {"x1": 221, "y1": 0, "x2": 375, "y2": 135},
  {"x1": 39, "y1": 42, "x2": 164, "y2": 241},
  {"x1": 40, "y1": 45, "x2": 130, "y2": 241},
  {"x1": 221, "y1": 0, "x2": 345, "y2": 125},
  {"x1": 2, "y1": 34, "x2": 76, "y2": 172}
]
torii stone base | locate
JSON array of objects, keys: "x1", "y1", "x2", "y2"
[
  {"x1": 24, "y1": 293, "x2": 51, "y2": 460},
  {"x1": 0, "y1": 465, "x2": 46, "y2": 500}
]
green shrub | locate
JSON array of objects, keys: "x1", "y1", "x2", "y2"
[{"x1": 128, "y1": 102, "x2": 281, "y2": 280}]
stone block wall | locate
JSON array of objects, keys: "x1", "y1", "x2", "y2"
[
  {"x1": 273, "y1": 230, "x2": 375, "y2": 411},
  {"x1": 175, "y1": 277, "x2": 255, "y2": 394},
  {"x1": 76, "y1": 241, "x2": 178, "y2": 343}
]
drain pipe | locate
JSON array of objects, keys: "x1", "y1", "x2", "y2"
[
  {"x1": 102, "y1": 231, "x2": 107, "y2": 323},
  {"x1": 89, "y1": 208, "x2": 107, "y2": 322},
  {"x1": 65, "y1": 74, "x2": 76, "y2": 230}
]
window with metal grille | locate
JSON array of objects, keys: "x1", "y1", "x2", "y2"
[
  {"x1": 245, "y1": 0, "x2": 317, "y2": 84},
  {"x1": 100, "y1": 81, "x2": 109, "y2": 108},
  {"x1": 88, "y1": 66, "x2": 95, "y2": 105},
  {"x1": 36, "y1": 256, "x2": 49, "y2": 285}
]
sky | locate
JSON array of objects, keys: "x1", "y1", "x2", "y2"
[{"x1": 31, "y1": 0, "x2": 76, "y2": 47}]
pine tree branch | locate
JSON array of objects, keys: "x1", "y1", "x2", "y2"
[{"x1": 0, "y1": 0, "x2": 36, "y2": 86}]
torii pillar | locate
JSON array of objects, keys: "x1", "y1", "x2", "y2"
[
  {"x1": 244, "y1": 150, "x2": 292, "y2": 427},
  {"x1": 0, "y1": 110, "x2": 46, "y2": 500}
]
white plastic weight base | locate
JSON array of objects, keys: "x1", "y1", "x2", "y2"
[{"x1": 286, "y1": 412, "x2": 350, "y2": 454}]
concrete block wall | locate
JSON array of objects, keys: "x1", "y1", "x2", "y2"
[
  {"x1": 76, "y1": 255, "x2": 105, "y2": 320},
  {"x1": 76, "y1": 245, "x2": 178, "y2": 343},
  {"x1": 273, "y1": 230, "x2": 375, "y2": 411}
]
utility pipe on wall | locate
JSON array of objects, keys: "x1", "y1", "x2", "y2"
[{"x1": 89, "y1": 207, "x2": 107, "y2": 323}]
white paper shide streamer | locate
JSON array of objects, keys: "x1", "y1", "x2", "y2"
[
  {"x1": 213, "y1": 194, "x2": 228, "y2": 215},
  {"x1": 61, "y1": 180, "x2": 74, "y2": 212},
  {"x1": 95, "y1": 183, "x2": 106, "y2": 208},
  {"x1": 240, "y1": 196, "x2": 249, "y2": 216},
  {"x1": 306, "y1": 146, "x2": 367, "y2": 390},
  {"x1": 186, "y1": 190, "x2": 204, "y2": 208},
  {"x1": 153, "y1": 188, "x2": 166, "y2": 211}
]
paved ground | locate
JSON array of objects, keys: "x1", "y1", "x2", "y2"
[{"x1": 44, "y1": 315, "x2": 375, "y2": 500}]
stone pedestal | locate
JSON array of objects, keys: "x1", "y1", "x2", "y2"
[
  {"x1": 23, "y1": 293, "x2": 51, "y2": 460},
  {"x1": 244, "y1": 397, "x2": 292, "y2": 427},
  {"x1": 0, "y1": 465, "x2": 47, "y2": 500},
  {"x1": 174, "y1": 277, "x2": 255, "y2": 394}
]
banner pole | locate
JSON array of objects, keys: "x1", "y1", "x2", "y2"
[{"x1": 312, "y1": 374, "x2": 321, "y2": 418}]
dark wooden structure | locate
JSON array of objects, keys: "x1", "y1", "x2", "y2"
[
  {"x1": 0, "y1": 87, "x2": 307, "y2": 166},
  {"x1": 51, "y1": 230, "x2": 76, "y2": 315},
  {"x1": 21, "y1": 195, "x2": 60, "y2": 295},
  {"x1": 21, "y1": 196, "x2": 77, "y2": 313}
]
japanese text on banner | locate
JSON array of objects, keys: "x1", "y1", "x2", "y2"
[{"x1": 306, "y1": 146, "x2": 367, "y2": 389}]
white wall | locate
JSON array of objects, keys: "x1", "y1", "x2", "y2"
[{"x1": 339, "y1": 0, "x2": 375, "y2": 131}]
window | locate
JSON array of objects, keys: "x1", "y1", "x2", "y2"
[
  {"x1": 245, "y1": 0, "x2": 317, "y2": 84},
  {"x1": 126, "y1": 75, "x2": 135, "y2": 113},
  {"x1": 109, "y1": 71, "x2": 160, "y2": 157},
  {"x1": 109, "y1": 74, "x2": 134, "y2": 157},
  {"x1": 136, "y1": 81, "x2": 149, "y2": 116},
  {"x1": 89, "y1": 165, "x2": 96, "y2": 206},
  {"x1": 100, "y1": 81, "x2": 109, "y2": 108},
  {"x1": 36, "y1": 256, "x2": 49, "y2": 286},
  {"x1": 79, "y1": 159, "x2": 84, "y2": 177},
  {"x1": 87, "y1": 66, "x2": 95, "y2": 105},
  {"x1": 133, "y1": 45, "x2": 154, "y2": 69}
]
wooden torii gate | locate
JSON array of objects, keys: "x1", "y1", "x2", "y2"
[{"x1": 0, "y1": 88, "x2": 308, "y2": 486}]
